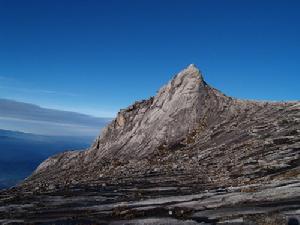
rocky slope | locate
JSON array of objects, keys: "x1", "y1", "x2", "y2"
[
  {"x1": 0, "y1": 64, "x2": 299, "y2": 224},
  {"x1": 25, "y1": 64, "x2": 300, "y2": 189}
]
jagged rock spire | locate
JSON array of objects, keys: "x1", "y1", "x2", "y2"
[
  {"x1": 26, "y1": 64, "x2": 299, "y2": 196},
  {"x1": 6, "y1": 65, "x2": 300, "y2": 225},
  {"x1": 35, "y1": 64, "x2": 218, "y2": 173},
  {"x1": 91, "y1": 65, "x2": 212, "y2": 157},
  {"x1": 171, "y1": 64, "x2": 205, "y2": 88}
]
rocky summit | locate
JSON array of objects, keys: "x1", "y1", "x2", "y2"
[{"x1": 0, "y1": 65, "x2": 299, "y2": 225}]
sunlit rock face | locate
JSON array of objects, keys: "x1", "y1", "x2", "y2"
[
  {"x1": 89, "y1": 64, "x2": 217, "y2": 160},
  {"x1": 1, "y1": 64, "x2": 299, "y2": 224},
  {"x1": 27, "y1": 64, "x2": 299, "y2": 190}
]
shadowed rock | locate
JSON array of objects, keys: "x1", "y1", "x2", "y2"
[
  {"x1": 26, "y1": 64, "x2": 299, "y2": 189},
  {"x1": 1, "y1": 64, "x2": 299, "y2": 224}
]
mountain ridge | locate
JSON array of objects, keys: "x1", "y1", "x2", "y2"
[
  {"x1": 0, "y1": 129, "x2": 97, "y2": 189},
  {"x1": 23, "y1": 64, "x2": 299, "y2": 190},
  {"x1": 1, "y1": 65, "x2": 299, "y2": 224}
]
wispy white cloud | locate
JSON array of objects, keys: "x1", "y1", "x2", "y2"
[
  {"x1": 0, "y1": 85, "x2": 80, "y2": 97},
  {"x1": 0, "y1": 116, "x2": 98, "y2": 129},
  {"x1": 0, "y1": 99, "x2": 112, "y2": 136},
  {"x1": 0, "y1": 76, "x2": 5, "y2": 79},
  {"x1": 0, "y1": 76, "x2": 15, "y2": 81},
  {"x1": 0, "y1": 75, "x2": 79, "y2": 97},
  {"x1": 0, "y1": 116, "x2": 102, "y2": 136}
]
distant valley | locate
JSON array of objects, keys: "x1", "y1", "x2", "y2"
[
  {"x1": 0, "y1": 98, "x2": 111, "y2": 189},
  {"x1": 0, "y1": 129, "x2": 96, "y2": 189}
]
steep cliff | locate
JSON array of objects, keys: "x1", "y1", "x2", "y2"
[
  {"x1": 23, "y1": 64, "x2": 299, "y2": 190},
  {"x1": 1, "y1": 65, "x2": 300, "y2": 224}
]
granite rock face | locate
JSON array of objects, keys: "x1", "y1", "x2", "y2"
[
  {"x1": 34, "y1": 64, "x2": 216, "y2": 172},
  {"x1": 1, "y1": 64, "x2": 299, "y2": 224},
  {"x1": 26, "y1": 64, "x2": 299, "y2": 189}
]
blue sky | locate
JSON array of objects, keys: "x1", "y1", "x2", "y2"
[{"x1": 0, "y1": 0, "x2": 299, "y2": 118}]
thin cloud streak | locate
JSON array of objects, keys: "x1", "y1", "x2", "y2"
[
  {"x1": 0, "y1": 85, "x2": 80, "y2": 97},
  {"x1": 0, "y1": 75, "x2": 17, "y2": 82},
  {"x1": 0, "y1": 117, "x2": 102, "y2": 136},
  {"x1": 0, "y1": 76, "x2": 16, "y2": 81},
  {"x1": 0, "y1": 116, "x2": 101, "y2": 129},
  {"x1": 0, "y1": 99, "x2": 112, "y2": 136}
]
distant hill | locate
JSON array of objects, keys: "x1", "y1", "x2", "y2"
[{"x1": 0, "y1": 129, "x2": 95, "y2": 189}]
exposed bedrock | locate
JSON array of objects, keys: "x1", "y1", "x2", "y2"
[{"x1": 1, "y1": 64, "x2": 299, "y2": 224}]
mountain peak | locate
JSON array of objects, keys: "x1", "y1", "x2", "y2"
[
  {"x1": 179, "y1": 64, "x2": 202, "y2": 77},
  {"x1": 23, "y1": 65, "x2": 300, "y2": 224},
  {"x1": 35, "y1": 65, "x2": 216, "y2": 168},
  {"x1": 9, "y1": 64, "x2": 300, "y2": 224},
  {"x1": 185, "y1": 64, "x2": 201, "y2": 76},
  {"x1": 186, "y1": 63, "x2": 198, "y2": 71},
  {"x1": 171, "y1": 64, "x2": 205, "y2": 88}
]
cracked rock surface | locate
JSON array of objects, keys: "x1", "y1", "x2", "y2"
[{"x1": 0, "y1": 64, "x2": 299, "y2": 224}]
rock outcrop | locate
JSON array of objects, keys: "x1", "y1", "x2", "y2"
[
  {"x1": 25, "y1": 64, "x2": 300, "y2": 189},
  {"x1": 1, "y1": 64, "x2": 299, "y2": 224}
]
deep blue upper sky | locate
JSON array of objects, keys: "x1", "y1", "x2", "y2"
[{"x1": 0, "y1": 0, "x2": 299, "y2": 117}]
